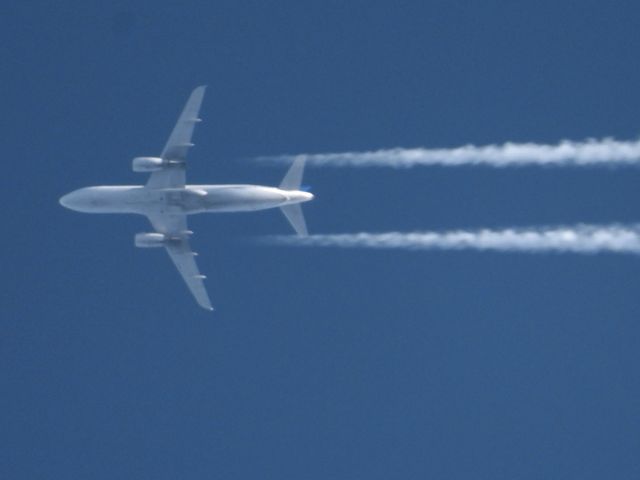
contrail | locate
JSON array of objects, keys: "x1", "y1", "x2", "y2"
[
  {"x1": 258, "y1": 138, "x2": 640, "y2": 168},
  {"x1": 266, "y1": 225, "x2": 640, "y2": 255}
]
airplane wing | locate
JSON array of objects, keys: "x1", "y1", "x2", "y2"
[
  {"x1": 146, "y1": 85, "x2": 207, "y2": 189},
  {"x1": 147, "y1": 213, "x2": 213, "y2": 311}
]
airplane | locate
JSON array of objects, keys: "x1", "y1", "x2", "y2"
[{"x1": 59, "y1": 86, "x2": 313, "y2": 311}]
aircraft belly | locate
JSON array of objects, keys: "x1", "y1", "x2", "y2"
[{"x1": 199, "y1": 188, "x2": 286, "y2": 212}]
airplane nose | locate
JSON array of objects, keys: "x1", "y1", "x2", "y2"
[
  {"x1": 59, "y1": 193, "x2": 72, "y2": 208},
  {"x1": 59, "y1": 190, "x2": 83, "y2": 210}
]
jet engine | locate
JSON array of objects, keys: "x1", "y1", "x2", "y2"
[
  {"x1": 134, "y1": 233, "x2": 166, "y2": 248},
  {"x1": 132, "y1": 157, "x2": 165, "y2": 172}
]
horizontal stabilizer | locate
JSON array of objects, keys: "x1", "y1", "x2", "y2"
[
  {"x1": 280, "y1": 203, "x2": 308, "y2": 236},
  {"x1": 279, "y1": 156, "x2": 306, "y2": 191}
]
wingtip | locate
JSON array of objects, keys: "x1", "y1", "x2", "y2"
[{"x1": 199, "y1": 302, "x2": 214, "y2": 312}]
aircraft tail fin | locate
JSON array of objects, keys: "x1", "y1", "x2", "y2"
[
  {"x1": 279, "y1": 156, "x2": 310, "y2": 236},
  {"x1": 280, "y1": 203, "x2": 308, "y2": 236},
  {"x1": 279, "y1": 155, "x2": 306, "y2": 190}
]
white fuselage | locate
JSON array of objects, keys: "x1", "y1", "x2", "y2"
[{"x1": 59, "y1": 184, "x2": 314, "y2": 216}]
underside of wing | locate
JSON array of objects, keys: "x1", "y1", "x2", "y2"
[
  {"x1": 147, "y1": 213, "x2": 213, "y2": 311},
  {"x1": 165, "y1": 239, "x2": 213, "y2": 311},
  {"x1": 146, "y1": 86, "x2": 207, "y2": 189}
]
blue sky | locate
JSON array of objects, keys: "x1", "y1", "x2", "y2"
[{"x1": 2, "y1": 1, "x2": 640, "y2": 478}]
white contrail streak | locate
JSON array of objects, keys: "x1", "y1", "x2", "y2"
[
  {"x1": 267, "y1": 225, "x2": 640, "y2": 255},
  {"x1": 259, "y1": 138, "x2": 640, "y2": 168}
]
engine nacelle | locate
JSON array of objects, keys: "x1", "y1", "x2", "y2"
[
  {"x1": 132, "y1": 156, "x2": 165, "y2": 172},
  {"x1": 135, "y1": 233, "x2": 166, "y2": 248}
]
